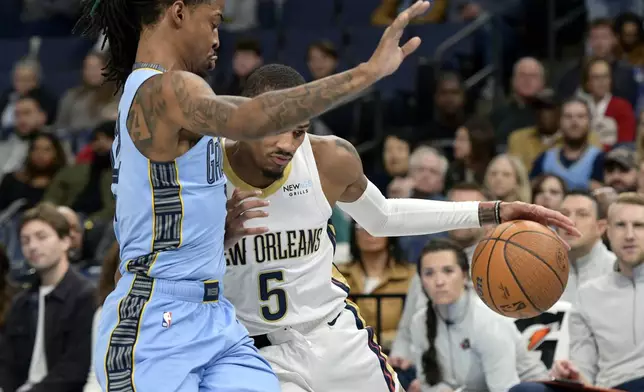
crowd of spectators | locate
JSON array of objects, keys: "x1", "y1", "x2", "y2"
[{"x1": 1, "y1": 0, "x2": 644, "y2": 391}]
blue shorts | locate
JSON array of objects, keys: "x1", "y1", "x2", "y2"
[{"x1": 94, "y1": 272, "x2": 280, "y2": 392}]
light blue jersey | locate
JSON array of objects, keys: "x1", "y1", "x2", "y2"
[
  {"x1": 111, "y1": 67, "x2": 227, "y2": 281},
  {"x1": 96, "y1": 66, "x2": 279, "y2": 392}
]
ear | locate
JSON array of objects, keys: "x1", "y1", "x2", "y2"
[
  {"x1": 597, "y1": 219, "x2": 608, "y2": 237},
  {"x1": 168, "y1": 1, "x2": 188, "y2": 28},
  {"x1": 61, "y1": 235, "x2": 72, "y2": 253}
]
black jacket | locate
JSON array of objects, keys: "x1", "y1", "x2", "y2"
[{"x1": 0, "y1": 266, "x2": 96, "y2": 392}]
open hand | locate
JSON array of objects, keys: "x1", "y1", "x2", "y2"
[
  {"x1": 224, "y1": 189, "x2": 269, "y2": 249},
  {"x1": 367, "y1": 1, "x2": 431, "y2": 78},
  {"x1": 499, "y1": 202, "x2": 582, "y2": 249}
]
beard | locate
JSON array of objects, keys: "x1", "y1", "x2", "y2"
[
  {"x1": 261, "y1": 168, "x2": 285, "y2": 181},
  {"x1": 563, "y1": 132, "x2": 588, "y2": 149}
]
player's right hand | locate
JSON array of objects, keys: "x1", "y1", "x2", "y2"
[
  {"x1": 549, "y1": 359, "x2": 581, "y2": 381},
  {"x1": 224, "y1": 189, "x2": 269, "y2": 249},
  {"x1": 367, "y1": 1, "x2": 431, "y2": 78}
]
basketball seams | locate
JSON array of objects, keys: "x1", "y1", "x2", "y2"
[
  {"x1": 483, "y1": 222, "x2": 517, "y2": 314},
  {"x1": 501, "y1": 240, "x2": 545, "y2": 314},
  {"x1": 503, "y1": 236, "x2": 566, "y2": 291}
]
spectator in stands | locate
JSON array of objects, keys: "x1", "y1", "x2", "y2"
[
  {"x1": 558, "y1": 18, "x2": 637, "y2": 107},
  {"x1": 614, "y1": 12, "x2": 644, "y2": 67},
  {"x1": 446, "y1": 116, "x2": 495, "y2": 190},
  {"x1": 0, "y1": 92, "x2": 51, "y2": 177},
  {"x1": 0, "y1": 133, "x2": 67, "y2": 213},
  {"x1": 531, "y1": 174, "x2": 567, "y2": 210},
  {"x1": 0, "y1": 203, "x2": 95, "y2": 392},
  {"x1": 307, "y1": 41, "x2": 339, "y2": 81},
  {"x1": 371, "y1": 131, "x2": 411, "y2": 193},
  {"x1": 407, "y1": 238, "x2": 522, "y2": 392},
  {"x1": 557, "y1": 191, "x2": 615, "y2": 303},
  {"x1": 44, "y1": 121, "x2": 115, "y2": 222},
  {"x1": 55, "y1": 51, "x2": 119, "y2": 133},
  {"x1": 577, "y1": 57, "x2": 636, "y2": 150},
  {"x1": 407, "y1": 146, "x2": 447, "y2": 200},
  {"x1": 339, "y1": 222, "x2": 414, "y2": 350},
  {"x1": 56, "y1": 206, "x2": 115, "y2": 271},
  {"x1": 215, "y1": 38, "x2": 263, "y2": 96},
  {"x1": 391, "y1": 183, "x2": 490, "y2": 363},
  {"x1": 84, "y1": 241, "x2": 119, "y2": 392},
  {"x1": 0, "y1": 58, "x2": 56, "y2": 130},
  {"x1": 586, "y1": 0, "x2": 644, "y2": 23},
  {"x1": 531, "y1": 98, "x2": 604, "y2": 191},
  {"x1": 417, "y1": 72, "x2": 466, "y2": 149},
  {"x1": 604, "y1": 147, "x2": 638, "y2": 193},
  {"x1": 490, "y1": 57, "x2": 545, "y2": 144},
  {"x1": 371, "y1": 0, "x2": 447, "y2": 25},
  {"x1": 0, "y1": 244, "x2": 17, "y2": 332},
  {"x1": 512, "y1": 192, "x2": 644, "y2": 392},
  {"x1": 484, "y1": 154, "x2": 531, "y2": 203}
]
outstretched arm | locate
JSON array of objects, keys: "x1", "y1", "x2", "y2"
[
  {"x1": 161, "y1": 1, "x2": 429, "y2": 141},
  {"x1": 330, "y1": 137, "x2": 579, "y2": 238}
]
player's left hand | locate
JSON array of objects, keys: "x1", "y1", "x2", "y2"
[
  {"x1": 499, "y1": 202, "x2": 582, "y2": 248},
  {"x1": 224, "y1": 189, "x2": 269, "y2": 249}
]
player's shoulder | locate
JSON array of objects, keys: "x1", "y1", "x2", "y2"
[{"x1": 309, "y1": 134, "x2": 362, "y2": 182}]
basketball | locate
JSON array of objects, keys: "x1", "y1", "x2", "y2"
[{"x1": 471, "y1": 220, "x2": 569, "y2": 319}]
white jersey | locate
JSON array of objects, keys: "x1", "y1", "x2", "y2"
[{"x1": 223, "y1": 134, "x2": 348, "y2": 336}]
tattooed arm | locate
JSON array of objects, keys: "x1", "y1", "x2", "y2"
[
  {"x1": 161, "y1": 66, "x2": 378, "y2": 140},
  {"x1": 217, "y1": 96, "x2": 251, "y2": 107}
]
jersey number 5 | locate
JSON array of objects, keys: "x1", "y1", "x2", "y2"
[{"x1": 258, "y1": 270, "x2": 288, "y2": 322}]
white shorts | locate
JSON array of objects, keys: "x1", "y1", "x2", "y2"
[{"x1": 255, "y1": 302, "x2": 401, "y2": 392}]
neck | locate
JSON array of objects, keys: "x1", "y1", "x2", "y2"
[
  {"x1": 562, "y1": 142, "x2": 587, "y2": 156},
  {"x1": 592, "y1": 93, "x2": 607, "y2": 102},
  {"x1": 40, "y1": 259, "x2": 69, "y2": 287},
  {"x1": 569, "y1": 241, "x2": 598, "y2": 265},
  {"x1": 136, "y1": 30, "x2": 186, "y2": 72},
  {"x1": 361, "y1": 251, "x2": 389, "y2": 278},
  {"x1": 227, "y1": 142, "x2": 276, "y2": 189},
  {"x1": 436, "y1": 289, "x2": 468, "y2": 322},
  {"x1": 617, "y1": 260, "x2": 640, "y2": 278}
]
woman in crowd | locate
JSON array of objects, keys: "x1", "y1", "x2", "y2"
[
  {"x1": 484, "y1": 154, "x2": 531, "y2": 203},
  {"x1": 0, "y1": 132, "x2": 67, "y2": 212},
  {"x1": 408, "y1": 238, "x2": 523, "y2": 392},
  {"x1": 531, "y1": 174, "x2": 567, "y2": 210},
  {"x1": 577, "y1": 57, "x2": 636, "y2": 150},
  {"x1": 371, "y1": 130, "x2": 412, "y2": 194},
  {"x1": 339, "y1": 221, "x2": 415, "y2": 350},
  {"x1": 55, "y1": 51, "x2": 119, "y2": 133},
  {"x1": 84, "y1": 241, "x2": 120, "y2": 392},
  {"x1": 446, "y1": 116, "x2": 496, "y2": 190}
]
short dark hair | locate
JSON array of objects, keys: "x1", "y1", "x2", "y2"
[
  {"x1": 235, "y1": 38, "x2": 262, "y2": 57},
  {"x1": 308, "y1": 41, "x2": 338, "y2": 60},
  {"x1": 448, "y1": 182, "x2": 491, "y2": 201},
  {"x1": 20, "y1": 202, "x2": 71, "y2": 239},
  {"x1": 242, "y1": 64, "x2": 306, "y2": 98},
  {"x1": 564, "y1": 190, "x2": 603, "y2": 219},
  {"x1": 561, "y1": 97, "x2": 591, "y2": 117},
  {"x1": 588, "y1": 17, "x2": 614, "y2": 33},
  {"x1": 581, "y1": 57, "x2": 612, "y2": 90},
  {"x1": 75, "y1": 0, "x2": 212, "y2": 91}
]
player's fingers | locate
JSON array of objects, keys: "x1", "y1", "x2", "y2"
[
  {"x1": 242, "y1": 227, "x2": 269, "y2": 236},
  {"x1": 230, "y1": 199, "x2": 269, "y2": 218},
  {"x1": 400, "y1": 36, "x2": 422, "y2": 58},
  {"x1": 239, "y1": 210, "x2": 268, "y2": 222},
  {"x1": 231, "y1": 189, "x2": 262, "y2": 205}
]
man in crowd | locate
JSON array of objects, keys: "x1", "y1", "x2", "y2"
[
  {"x1": 0, "y1": 202, "x2": 95, "y2": 392},
  {"x1": 603, "y1": 147, "x2": 638, "y2": 193},
  {"x1": 530, "y1": 98, "x2": 604, "y2": 191}
]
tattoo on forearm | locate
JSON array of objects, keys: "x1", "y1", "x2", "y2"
[
  {"x1": 253, "y1": 71, "x2": 365, "y2": 134},
  {"x1": 126, "y1": 75, "x2": 166, "y2": 154},
  {"x1": 170, "y1": 73, "x2": 233, "y2": 133},
  {"x1": 218, "y1": 96, "x2": 251, "y2": 107}
]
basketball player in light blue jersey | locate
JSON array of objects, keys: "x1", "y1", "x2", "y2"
[{"x1": 74, "y1": 0, "x2": 432, "y2": 390}]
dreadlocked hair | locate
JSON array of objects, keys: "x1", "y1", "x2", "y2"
[{"x1": 74, "y1": 0, "x2": 208, "y2": 91}]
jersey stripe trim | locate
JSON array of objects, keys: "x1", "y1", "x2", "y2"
[
  {"x1": 344, "y1": 300, "x2": 398, "y2": 392},
  {"x1": 105, "y1": 160, "x2": 184, "y2": 391}
]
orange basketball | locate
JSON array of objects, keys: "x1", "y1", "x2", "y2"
[{"x1": 471, "y1": 220, "x2": 569, "y2": 319}]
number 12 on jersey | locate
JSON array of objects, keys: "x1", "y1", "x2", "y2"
[{"x1": 258, "y1": 270, "x2": 288, "y2": 322}]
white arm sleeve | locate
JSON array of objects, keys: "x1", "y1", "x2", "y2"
[{"x1": 337, "y1": 181, "x2": 481, "y2": 237}]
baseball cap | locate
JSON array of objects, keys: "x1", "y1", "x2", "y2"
[{"x1": 604, "y1": 147, "x2": 636, "y2": 170}]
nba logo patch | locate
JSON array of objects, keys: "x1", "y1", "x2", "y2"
[{"x1": 162, "y1": 312, "x2": 172, "y2": 328}]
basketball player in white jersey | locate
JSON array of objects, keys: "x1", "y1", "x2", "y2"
[{"x1": 222, "y1": 64, "x2": 580, "y2": 392}]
